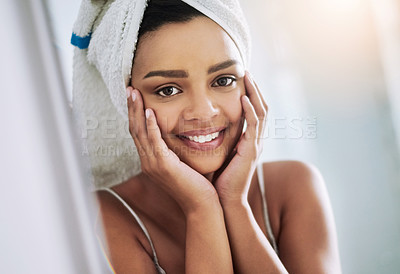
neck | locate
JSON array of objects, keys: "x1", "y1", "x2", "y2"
[{"x1": 137, "y1": 172, "x2": 185, "y2": 216}]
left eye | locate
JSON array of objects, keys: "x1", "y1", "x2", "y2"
[
  {"x1": 156, "y1": 86, "x2": 181, "y2": 97},
  {"x1": 212, "y1": 77, "x2": 235, "y2": 87}
]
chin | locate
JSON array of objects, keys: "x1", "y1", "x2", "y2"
[{"x1": 180, "y1": 153, "x2": 227, "y2": 176}]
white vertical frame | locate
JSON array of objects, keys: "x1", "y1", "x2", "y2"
[{"x1": 0, "y1": 0, "x2": 110, "y2": 273}]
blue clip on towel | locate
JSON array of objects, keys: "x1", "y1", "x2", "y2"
[{"x1": 71, "y1": 32, "x2": 92, "y2": 49}]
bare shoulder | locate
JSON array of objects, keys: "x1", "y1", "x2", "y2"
[
  {"x1": 261, "y1": 160, "x2": 327, "y2": 207},
  {"x1": 96, "y1": 190, "x2": 137, "y2": 234},
  {"x1": 260, "y1": 161, "x2": 342, "y2": 273},
  {"x1": 96, "y1": 190, "x2": 158, "y2": 273}
]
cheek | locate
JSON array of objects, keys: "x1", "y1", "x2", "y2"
[
  {"x1": 140, "y1": 94, "x2": 178, "y2": 135},
  {"x1": 219, "y1": 89, "x2": 244, "y2": 142},
  {"x1": 150, "y1": 105, "x2": 178, "y2": 135},
  {"x1": 216, "y1": 99, "x2": 242, "y2": 146},
  {"x1": 222, "y1": 87, "x2": 244, "y2": 123},
  {"x1": 227, "y1": 101, "x2": 243, "y2": 123}
]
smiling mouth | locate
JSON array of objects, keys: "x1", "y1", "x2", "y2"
[
  {"x1": 176, "y1": 128, "x2": 226, "y2": 150},
  {"x1": 177, "y1": 127, "x2": 226, "y2": 141},
  {"x1": 181, "y1": 131, "x2": 220, "y2": 143}
]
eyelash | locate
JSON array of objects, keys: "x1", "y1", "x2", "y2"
[
  {"x1": 211, "y1": 76, "x2": 236, "y2": 87},
  {"x1": 155, "y1": 76, "x2": 237, "y2": 97},
  {"x1": 156, "y1": 86, "x2": 181, "y2": 97}
]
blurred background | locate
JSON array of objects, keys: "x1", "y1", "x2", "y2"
[
  {"x1": 242, "y1": 0, "x2": 400, "y2": 273},
  {"x1": 48, "y1": 0, "x2": 400, "y2": 272},
  {"x1": 241, "y1": 0, "x2": 400, "y2": 273},
  {"x1": 1, "y1": 0, "x2": 398, "y2": 273}
]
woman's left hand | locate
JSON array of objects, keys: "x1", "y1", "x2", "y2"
[{"x1": 214, "y1": 72, "x2": 268, "y2": 205}]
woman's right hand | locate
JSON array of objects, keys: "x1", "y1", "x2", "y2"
[{"x1": 126, "y1": 87, "x2": 219, "y2": 215}]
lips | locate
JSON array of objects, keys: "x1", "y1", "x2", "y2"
[
  {"x1": 178, "y1": 126, "x2": 226, "y2": 136},
  {"x1": 177, "y1": 127, "x2": 226, "y2": 151},
  {"x1": 185, "y1": 131, "x2": 220, "y2": 143}
]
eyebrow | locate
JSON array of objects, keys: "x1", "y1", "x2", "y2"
[
  {"x1": 207, "y1": 59, "x2": 238, "y2": 74},
  {"x1": 143, "y1": 59, "x2": 239, "y2": 79},
  {"x1": 143, "y1": 70, "x2": 188, "y2": 79}
]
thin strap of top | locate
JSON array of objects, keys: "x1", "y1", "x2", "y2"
[
  {"x1": 256, "y1": 164, "x2": 279, "y2": 254},
  {"x1": 99, "y1": 188, "x2": 167, "y2": 274}
]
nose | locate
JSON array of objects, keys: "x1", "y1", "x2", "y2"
[{"x1": 182, "y1": 91, "x2": 220, "y2": 121}]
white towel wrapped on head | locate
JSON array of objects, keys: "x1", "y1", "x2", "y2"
[{"x1": 71, "y1": 0, "x2": 251, "y2": 189}]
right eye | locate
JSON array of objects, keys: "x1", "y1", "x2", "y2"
[{"x1": 156, "y1": 86, "x2": 181, "y2": 97}]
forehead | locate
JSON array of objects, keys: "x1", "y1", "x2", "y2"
[{"x1": 132, "y1": 17, "x2": 243, "y2": 75}]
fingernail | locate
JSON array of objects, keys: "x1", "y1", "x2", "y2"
[
  {"x1": 131, "y1": 91, "x2": 136, "y2": 102},
  {"x1": 145, "y1": 109, "x2": 151, "y2": 119},
  {"x1": 126, "y1": 88, "x2": 131, "y2": 98}
]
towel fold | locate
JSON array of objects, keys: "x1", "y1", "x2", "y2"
[{"x1": 72, "y1": 0, "x2": 251, "y2": 188}]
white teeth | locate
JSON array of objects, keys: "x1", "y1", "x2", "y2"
[
  {"x1": 186, "y1": 131, "x2": 220, "y2": 143},
  {"x1": 198, "y1": 136, "x2": 206, "y2": 143}
]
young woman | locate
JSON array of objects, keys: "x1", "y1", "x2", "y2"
[{"x1": 93, "y1": 1, "x2": 341, "y2": 273}]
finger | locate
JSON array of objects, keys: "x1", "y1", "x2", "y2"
[
  {"x1": 245, "y1": 72, "x2": 268, "y2": 143},
  {"x1": 244, "y1": 72, "x2": 267, "y2": 119},
  {"x1": 241, "y1": 95, "x2": 258, "y2": 141},
  {"x1": 126, "y1": 87, "x2": 147, "y2": 159},
  {"x1": 132, "y1": 135, "x2": 146, "y2": 157},
  {"x1": 145, "y1": 108, "x2": 171, "y2": 158},
  {"x1": 253, "y1": 80, "x2": 268, "y2": 113},
  {"x1": 246, "y1": 71, "x2": 268, "y2": 113},
  {"x1": 249, "y1": 73, "x2": 268, "y2": 113},
  {"x1": 129, "y1": 88, "x2": 152, "y2": 155},
  {"x1": 253, "y1": 78, "x2": 268, "y2": 143}
]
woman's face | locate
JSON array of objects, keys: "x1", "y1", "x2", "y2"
[{"x1": 131, "y1": 16, "x2": 245, "y2": 177}]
